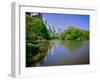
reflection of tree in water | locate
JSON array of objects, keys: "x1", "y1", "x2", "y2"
[
  {"x1": 26, "y1": 41, "x2": 53, "y2": 67},
  {"x1": 60, "y1": 40, "x2": 83, "y2": 52},
  {"x1": 26, "y1": 40, "x2": 87, "y2": 67}
]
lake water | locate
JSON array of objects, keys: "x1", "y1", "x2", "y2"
[{"x1": 27, "y1": 40, "x2": 89, "y2": 67}]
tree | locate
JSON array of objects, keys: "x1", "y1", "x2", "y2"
[
  {"x1": 26, "y1": 15, "x2": 51, "y2": 42},
  {"x1": 59, "y1": 26, "x2": 89, "y2": 40}
]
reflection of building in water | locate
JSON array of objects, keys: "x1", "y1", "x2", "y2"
[
  {"x1": 47, "y1": 45, "x2": 55, "y2": 55},
  {"x1": 44, "y1": 55, "x2": 48, "y2": 61}
]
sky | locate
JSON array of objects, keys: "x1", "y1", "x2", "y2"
[{"x1": 42, "y1": 13, "x2": 90, "y2": 31}]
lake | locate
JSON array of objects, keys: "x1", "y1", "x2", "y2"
[{"x1": 26, "y1": 40, "x2": 89, "y2": 67}]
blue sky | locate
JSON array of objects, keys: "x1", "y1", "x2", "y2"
[{"x1": 42, "y1": 13, "x2": 89, "y2": 31}]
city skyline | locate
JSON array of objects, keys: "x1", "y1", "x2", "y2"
[{"x1": 42, "y1": 13, "x2": 90, "y2": 31}]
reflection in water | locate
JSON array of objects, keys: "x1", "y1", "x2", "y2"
[
  {"x1": 26, "y1": 40, "x2": 89, "y2": 67},
  {"x1": 62, "y1": 40, "x2": 83, "y2": 52}
]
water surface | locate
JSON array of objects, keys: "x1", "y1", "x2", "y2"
[{"x1": 26, "y1": 40, "x2": 89, "y2": 67}]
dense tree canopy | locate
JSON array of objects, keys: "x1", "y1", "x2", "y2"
[
  {"x1": 59, "y1": 26, "x2": 89, "y2": 40},
  {"x1": 26, "y1": 15, "x2": 51, "y2": 43}
]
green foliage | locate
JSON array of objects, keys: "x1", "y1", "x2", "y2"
[
  {"x1": 26, "y1": 15, "x2": 50, "y2": 42},
  {"x1": 26, "y1": 43, "x2": 39, "y2": 54},
  {"x1": 26, "y1": 14, "x2": 89, "y2": 66},
  {"x1": 26, "y1": 14, "x2": 51, "y2": 67},
  {"x1": 59, "y1": 26, "x2": 89, "y2": 40}
]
